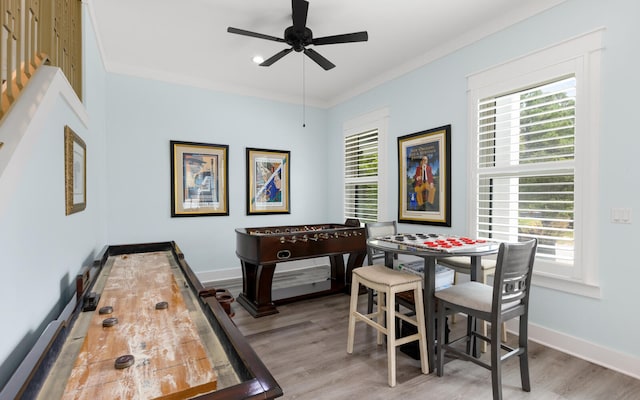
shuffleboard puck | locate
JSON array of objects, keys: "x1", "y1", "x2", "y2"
[
  {"x1": 155, "y1": 301, "x2": 169, "y2": 310},
  {"x1": 102, "y1": 317, "x2": 118, "y2": 327},
  {"x1": 114, "y1": 354, "x2": 135, "y2": 369},
  {"x1": 99, "y1": 306, "x2": 113, "y2": 315}
]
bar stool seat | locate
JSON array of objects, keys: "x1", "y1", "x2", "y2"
[{"x1": 347, "y1": 265, "x2": 429, "y2": 387}]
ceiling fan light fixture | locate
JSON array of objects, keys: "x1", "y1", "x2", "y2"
[{"x1": 252, "y1": 55, "x2": 264, "y2": 65}]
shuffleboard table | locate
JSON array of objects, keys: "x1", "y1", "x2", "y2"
[{"x1": 0, "y1": 241, "x2": 282, "y2": 400}]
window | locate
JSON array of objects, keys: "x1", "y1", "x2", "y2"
[
  {"x1": 468, "y1": 30, "x2": 603, "y2": 297},
  {"x1": 344, "y1": 129, "x2": 379, "y2": 223},
  {"x1": 477, "y1": 77, "x2": 576, "y2": 265},
  {"x1": 343, "y1": 109, "x2": 389, "y2": 224}
]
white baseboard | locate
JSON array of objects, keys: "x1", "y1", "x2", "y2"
[
  {"x1": 196, "y1": 257, "x2": 331, "y2": 285},
  {"x1": 507, "y1": 320, "x2": 640, "y2": 380}
]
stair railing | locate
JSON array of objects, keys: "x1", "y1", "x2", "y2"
[{"x1": 0, "y1": 0, "x2": 82, "y2": 132}]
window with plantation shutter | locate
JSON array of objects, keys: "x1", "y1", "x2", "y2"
[
  {"x1": 344, "y1": 129, "x2": 379, "y2": 223},
  {"x1": 468, "y1": 30, "x2": 603, "y2": 297},
  {"x1": 477, "y1": 77, "x2": 576, "y2": 265}
]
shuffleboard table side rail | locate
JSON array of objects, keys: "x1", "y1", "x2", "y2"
[
  {"x1": 0, "y1": 249, "x2": 105, "y2": 400},
  {"x1": 0, "y1": 321, "x2": 66, "y2": 400},
  {"x1": 172, "y1": 241, "x2": 283, "y2": 399},
  {"x1": 197, "y1": 296, "x2": 283, "y2": 399}
]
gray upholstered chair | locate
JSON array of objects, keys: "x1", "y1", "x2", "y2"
[
  {"x1": 364, "y1": 221, "x2": 397, "y2": 313},
  {"x1": 435, "y1": 239, "x2": 537, "y2": 400},
  {"x1": 365, "y1": 221, "x2": 397, "y2": 263},
  {"x1": 437, "y1": 256, "x2": 506, "y2": 351}
]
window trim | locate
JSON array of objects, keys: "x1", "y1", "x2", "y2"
[
  {"x1": 467, "y1": 29, "x2": 604, "y2": 298},
  {"x1": 343, "y1": 108, "x2": 390, "y2": 223}
]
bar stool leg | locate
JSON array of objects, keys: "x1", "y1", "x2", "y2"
[
  {"x1": 413, "y1": 285, "x2": 429, "y2": 374},
  {"x1": 386, "y1": 287, "x2": 396, "y2": 387},
  {"x1": 347, "y1": 276, "x2": 360, "y2": 354}
]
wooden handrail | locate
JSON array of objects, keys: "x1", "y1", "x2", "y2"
[{"x1": 1, "y1": 0, "x2": 82, "y2": 124}]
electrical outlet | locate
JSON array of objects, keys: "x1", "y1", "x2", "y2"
[{"x1": 611, "y1": 208, "x2": 632, "y2": 224}]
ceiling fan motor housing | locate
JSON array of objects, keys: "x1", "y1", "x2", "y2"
[{"x1": 285, "y1": 26, "x2": 313, "y2": 52}]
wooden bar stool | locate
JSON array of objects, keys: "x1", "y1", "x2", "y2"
[{"x1": 347, "y1": 265, "x2": 429, "y2": 387}]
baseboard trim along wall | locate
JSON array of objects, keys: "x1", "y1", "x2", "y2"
[
  {"x1": 197, "y1": 258, "x2": 331, "y2": 284},
  {"x1": 509, "y1": 321, "x2": 640, "y2": 380}
]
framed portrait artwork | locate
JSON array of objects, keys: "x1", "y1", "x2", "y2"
[
  {"x1": 170, "y1": 140, "x2": 229, "y2": 217},
  {"x1": 64, "y1": 125, "x2": 86, "y2": 215},
  {"x1": 246, "y1": 148, "x2": 290, "y2": 215},
  {"x1": 397, "y1": 125, "x2": 451, "y2": 226}
]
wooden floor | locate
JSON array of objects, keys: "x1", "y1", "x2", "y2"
[{"x1": 221, "y1": 279, "x2": 640, "y2": 399}]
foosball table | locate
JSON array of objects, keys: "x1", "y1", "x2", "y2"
[{"x1": 235, "y1": 220, "x2": 367, "y2": 317}]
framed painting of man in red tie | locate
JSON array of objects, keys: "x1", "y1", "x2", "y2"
[{"x1": 397, "y1": 125, "x2": 451, "y2": 226}]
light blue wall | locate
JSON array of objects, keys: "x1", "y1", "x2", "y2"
[
  {"x1": 0, "y1": 5, "x2": 109, "y2": 387},
  {"x1": 104, "y1": 75, "x2": 329, "y2": 272},
  {"x1": 326, "y1": 0, "x2": 640, "y2": 359}
]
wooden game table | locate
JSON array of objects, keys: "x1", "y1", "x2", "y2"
[{"x1": 1, "y1": 242, "x2": 282, "y2": 400}]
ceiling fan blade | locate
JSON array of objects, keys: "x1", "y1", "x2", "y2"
[
  {"x1": 312, "y1": 31, "x2": 368, "y2": 46},
  {"x1": 292, "y1": 0, "x2": 309, "y2": 31},
  {"x1": 260, "y1": 48, "x2": 294, "y2": 66},
  {"x1": 303, "y1": 48, "x2": 335, "y2": 70},
  {"x1": 227, "y1": 27, "x2": 285, "y2": 43}
]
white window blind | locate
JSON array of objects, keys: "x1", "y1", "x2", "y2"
[
  {"x1": 344, "y1": 129, "x2": 379, "y2": 223},
  {"x1": 476, "y1": 77, "x2": 576, "y2": 265}
]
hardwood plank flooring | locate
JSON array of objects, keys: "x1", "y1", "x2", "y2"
[
  {"x1": 211, "y1": 269, "x2": 640, "y2": 399},
  {"x1": 229, "y1": 294, "x2": 638, "y2": 399}
]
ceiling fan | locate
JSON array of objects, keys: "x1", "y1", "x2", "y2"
[{"x1": 227, "y1": 0, "x2": 368, "y2": 70}]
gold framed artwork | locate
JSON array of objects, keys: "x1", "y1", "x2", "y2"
[
  {"x1": 397, "y1": 125, "x2": 451, "y2": 226},
  {"x1": 246, "y1": 148, "x2": 290, "y2": 215},
  {"x1": 170, "y1": 140, "x2": 229, "y2": 217},
  {"x1": 64, "y1": 125, "x2": 86, "y2": 215}
]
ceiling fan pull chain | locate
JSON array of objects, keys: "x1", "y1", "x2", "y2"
[{"x1": 302, "y1": 55, "x2": 306, "y2": 128}]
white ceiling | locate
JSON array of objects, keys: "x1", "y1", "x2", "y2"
[{"x1": 88, "y1": 0, "x2": 565, "y2": 108}]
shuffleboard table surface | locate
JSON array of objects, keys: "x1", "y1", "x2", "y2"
[{"x1": 39, "y1": 251, "x2": 236, "y2": 400}]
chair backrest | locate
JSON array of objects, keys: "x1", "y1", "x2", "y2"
[
  {"x1": 492, "y1": 239, "x2": 537, "y2": 314},
  {"x1": 364, "y1": 221, "x2": 397, "y2": 265}
]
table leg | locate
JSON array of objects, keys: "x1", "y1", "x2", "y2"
[
  {"x1": 236, "y1": 261, "x2": 278, "y2": 317},
  {"x1": 423, "y1": 256, "x2": 436, "y2": 373},
  {"x1": 470, "y1": 255, "x2": 481, "y2": 357}
]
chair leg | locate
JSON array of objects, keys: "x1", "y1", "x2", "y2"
[
  {"x1": 519, "y1": 316, "x2": 531, "y2": 392},
  {"x1": 502, "y1": 323, "x2": 508, "y2": 343},
  {"x1": 386, "y1": 288, "x2": 396, "y2": 387},
  {"x1": 451, "y1": 272, "x2": 458, "y2": 324},
  {"x1": 367, "y1": 288, "x2": 374, "y2": 314},
  {"x1": 491, "y1": 317, "x2": 503, "y2": 400},
  {"x1": 466, "y1": 315, "x2": 474, "y2": 356},
  {"x1": 346, "y1": 276, "x2": 360, "y2": 354},
  {"x1": 482, "y1": 320, "x2": 488, "y2": 353}
]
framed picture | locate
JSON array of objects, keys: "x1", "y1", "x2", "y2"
[
  {"x1": 170, "y1": 140, "x2": 229, "y2": 217},
  {"x1": 246, "y1": 148, "x2": 290, "y2": 215},
  {"x1": 398, "y1": 125, "x2": 451, "y2": 226},
  {"x1": 64, "y1": 125, "x2": 86, "y2": 215}
]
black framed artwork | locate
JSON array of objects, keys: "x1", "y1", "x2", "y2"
[{"x1": 397, "y1": 125, "x2": 451, "y2": 226}]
